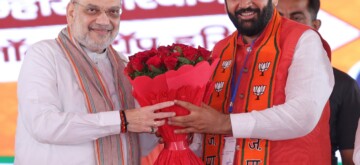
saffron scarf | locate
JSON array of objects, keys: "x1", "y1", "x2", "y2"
[
  {"x1": 56, "y1": 27, "x2": 140, "y2": 165},
  {"x1": 203, "y1": 10, "x2": 282, "y2": 165}
]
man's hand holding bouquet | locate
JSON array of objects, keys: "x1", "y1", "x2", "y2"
[{"x1": 124, "y1": 43, "x2": 219, "y2": 165}]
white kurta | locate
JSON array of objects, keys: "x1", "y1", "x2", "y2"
[
  {"x1": 353, "y1": 120, "x2": 360, "y2": 164},
  {"x1": 14, "y1": 39, "x2": 155, "y2": 165}
]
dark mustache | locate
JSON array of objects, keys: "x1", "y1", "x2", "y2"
[{"x1": 235, "y1": 8, "x2": 260, "y2": 15}]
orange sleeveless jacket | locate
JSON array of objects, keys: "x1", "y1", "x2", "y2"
[{"x1": 210, "y1": 18, "x2": 331, "y2": 164}]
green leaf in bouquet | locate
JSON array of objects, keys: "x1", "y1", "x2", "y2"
[
  {"x1": 177, "y1": 57, "x2": 192, "y2": 65},
  {"x1": 174, "y1": 46, "x2": 183, "y2": 54},
  {"x1": 150, "y1": 65, "x2": 163, "y2": 74},
  {"x1": 196, "y1": 56, "x2": 204, "y2": 63}
]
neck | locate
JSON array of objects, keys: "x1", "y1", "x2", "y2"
[
  {"x1": 83, "y1": 46, "x2": 107, "y2": 55},
  {"x1": 94, "y1": 49, "x2": 106, "y2": 54},
  {"x1": 82, "y1": 44, "x2": 106, "y2": 54},
  {"x1": 242, "y1": 35, "x2": 259, "y2": 44}
]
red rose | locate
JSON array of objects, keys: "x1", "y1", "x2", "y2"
[
  {"x1": 125, "y1": 64, "x2": 135, "y2": 74},
  {"x1": 182, "y1": 46, "x2": 198, "y2": 61},
  {"x1": 146, "y1": 48, "x2": 158, "y2": 58},
  {"x1": 146, "y1": 55, "x2": 162, "y2": 71},
  {"x1": 170, "y1": 52, "x2": 180, "y2": 57},
  {"x1": 126, "y1": 43, "x2": 214, "y2": 79},
  {"x1": 197, "y1": 46, "x2": 211, "y2": 60},
  {"x1": 164, "y1": 56, "x2": 178, "y2": 70},
  {"x1": 157, "y1": 45, "x2": 172, "y2": 55},
  {"x1": 134, "y1": 49, "x2": 153, "y2": 62},
  {"x1": 131, "y1": 57, "x2": 145, "y2": 71},
  {"x1": 172, "y1": 43, "x2": 188, "y2": 51},
  {"x1": 158, "y1": 51, "x2": 168, "y2": 59}
]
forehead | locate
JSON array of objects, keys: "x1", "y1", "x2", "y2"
[
  {"x1": 76, "y1": 0, "x2": 121, "y2": 7},
  {"x1": 226, "y1": 0, "x2": 271, "y2": 4},
  {"x1": 277, "y1": 0, "x2": 309, "y2": 12}
]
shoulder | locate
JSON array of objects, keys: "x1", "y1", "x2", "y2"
[
  {"x1": 334, "y1": 68, "x2": 355, "y2": 81},
  {"x1": 19, "y1": 40, "x2": 63, "y2": 83},
  {"x1": 280, "y1": 18, "x2": 314, "y2": 45},
  {"x1": 212, "y1": 31, "x2": 237, "y2": 58},
  {"x1": 23, "y1": 39, "x2": 64, "y2": 68},
  {"x1": 280, "y1": 18, "x2": 325, "y2": 48},
  {"x1": 296, "y1": 30, "x2": 322, "y2": 47},
  {"x1": 213, "y1": 33, "x2": 234, "y2": 49},
  {"x1": 333, "y1": 68, "x2": 359, "y2": 90},
  {"x1": 28, "y1": 39, "x2": 61, "y2": 52},
  {"x1": 117, "y1": 52, "x2": 129, "y2": 62},
  {"x1": 217, "y1": 33, "x2": 235, "y2": 45},
  {"x1": 281, "y1": 18, "x2": 310, "y2": 34},
  {"x1": 116, "y1": 52, "x2": 129, "y2": 66},
  {"x1": 26, "y1": 39, "x2": 62, "y2": 58}
]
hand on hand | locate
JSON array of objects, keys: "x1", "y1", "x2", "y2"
[
  {"x1": 124, "y1": 101, "x2": 176, "y2": 133},
  {"x1": 168, "y1": 100, "x2": 232, "y2": 135}
]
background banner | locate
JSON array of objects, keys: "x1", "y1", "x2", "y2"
[{"x1": 0, "y1": 0, "x2": 359, "y2": 163}]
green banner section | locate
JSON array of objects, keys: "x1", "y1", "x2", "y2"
[{"x1": 0, "y1": 157, "x2": 14, "y2": 163}]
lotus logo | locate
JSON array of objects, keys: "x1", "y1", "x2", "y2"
[
  {"x1": 258, "y1": 62, "x2": 270, "y2": 76},
  {"x1": 253, "y1": 85, "x2": 266, "y2": 100},
  {"x1": 215, "y1": 82, "x2": 225, "y2": 97},
  {"x1": 222, "y1": 60, "x2": 232, "y2": 73}
]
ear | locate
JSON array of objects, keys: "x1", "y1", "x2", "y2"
[
  {"x1": 66, "y1": 2, "x2": 75, "y2": 25},
  {"x1": 312, "y1": 19, "x2": 321, "y2": 30}
]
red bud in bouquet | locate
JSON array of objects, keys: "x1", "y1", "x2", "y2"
[
  {"x1": 130, "y1": 56, "x2": 144, "y2": 72},
  {"x1": 182, "y1": 46, "x2": 199, "y2": 61},
  {"x1": 146, "y1": 55, "x2": 163, "y2": 71},
  {"x1": 157, "y1": 45, "x2": 172, "y2": 55},
  {"x1": 164, "y1": 56, "x2": 178, "y2": 70},
  {"x1": 198, "y1": 46, "x2": 211, "y2": 61}
]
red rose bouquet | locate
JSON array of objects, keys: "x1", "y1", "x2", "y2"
[{"x1": 124, "y1": 43, "x2": 219, "y2": 165}]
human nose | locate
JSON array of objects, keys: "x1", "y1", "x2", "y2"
[
  {"x1": 237, "y1": 0, "x2": 252, "y2": 7},
  {"x1": 96, "y1": 11, "x2": 111, "y2": 25}
]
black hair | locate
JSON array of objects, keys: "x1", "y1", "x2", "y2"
[{"x1": 308, "y1": 0, "x2": 320, "y2": 20}]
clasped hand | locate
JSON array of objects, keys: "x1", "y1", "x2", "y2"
[
  {"x1": 124, "y1": 101, "x2": 176, "y2": 133},
  {"x1": 168, "y1": 100, "x2": 232, "y2": 135}
]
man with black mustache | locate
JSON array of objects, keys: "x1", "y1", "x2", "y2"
[{"x1": 168, "y1": 0, "x2": 334, "y2": 164}]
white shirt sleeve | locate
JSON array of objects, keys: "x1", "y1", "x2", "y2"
[
  {"x1": 354, "y1": 120, "x2": 360, "y2": 164},
  {"x1": 17, "y1": 41, "x2": 122, "y2": 145},
  {"x1": 230, "y1": 30, "x2": 334, "y2": 140}
]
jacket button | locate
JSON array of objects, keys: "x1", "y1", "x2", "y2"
[
  {"x1": 243, "y1": 68, "x2": 248, "y2": 73},
  {"x1": 239, "y1": 94, "x2": 244, "y2": 98},
  {"x1": 246, "y1": 47, "x2": 252, "y2": 52},
  {"x1": 236, "y1": 145, "x2": 240, "y2": 150}
]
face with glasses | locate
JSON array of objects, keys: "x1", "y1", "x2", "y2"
[{"x1": 67, "y1": 0, "x2": 122, "y2": 53}]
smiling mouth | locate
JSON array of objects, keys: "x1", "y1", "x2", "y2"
[
  {"x1": 90, "y1": 28, "x2": 111, "y2": 35},
  {"x1": 236, "y1": 8, "x2": 259, "y2": 20}
]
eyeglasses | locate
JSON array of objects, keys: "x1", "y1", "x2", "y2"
[{"x1": 72, "y1": 1, "x2": 122, "y2": 19}]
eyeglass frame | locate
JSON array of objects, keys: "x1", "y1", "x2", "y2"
[{"x1": 72, "y1": 1, "x2": 122, "y2": 19}]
